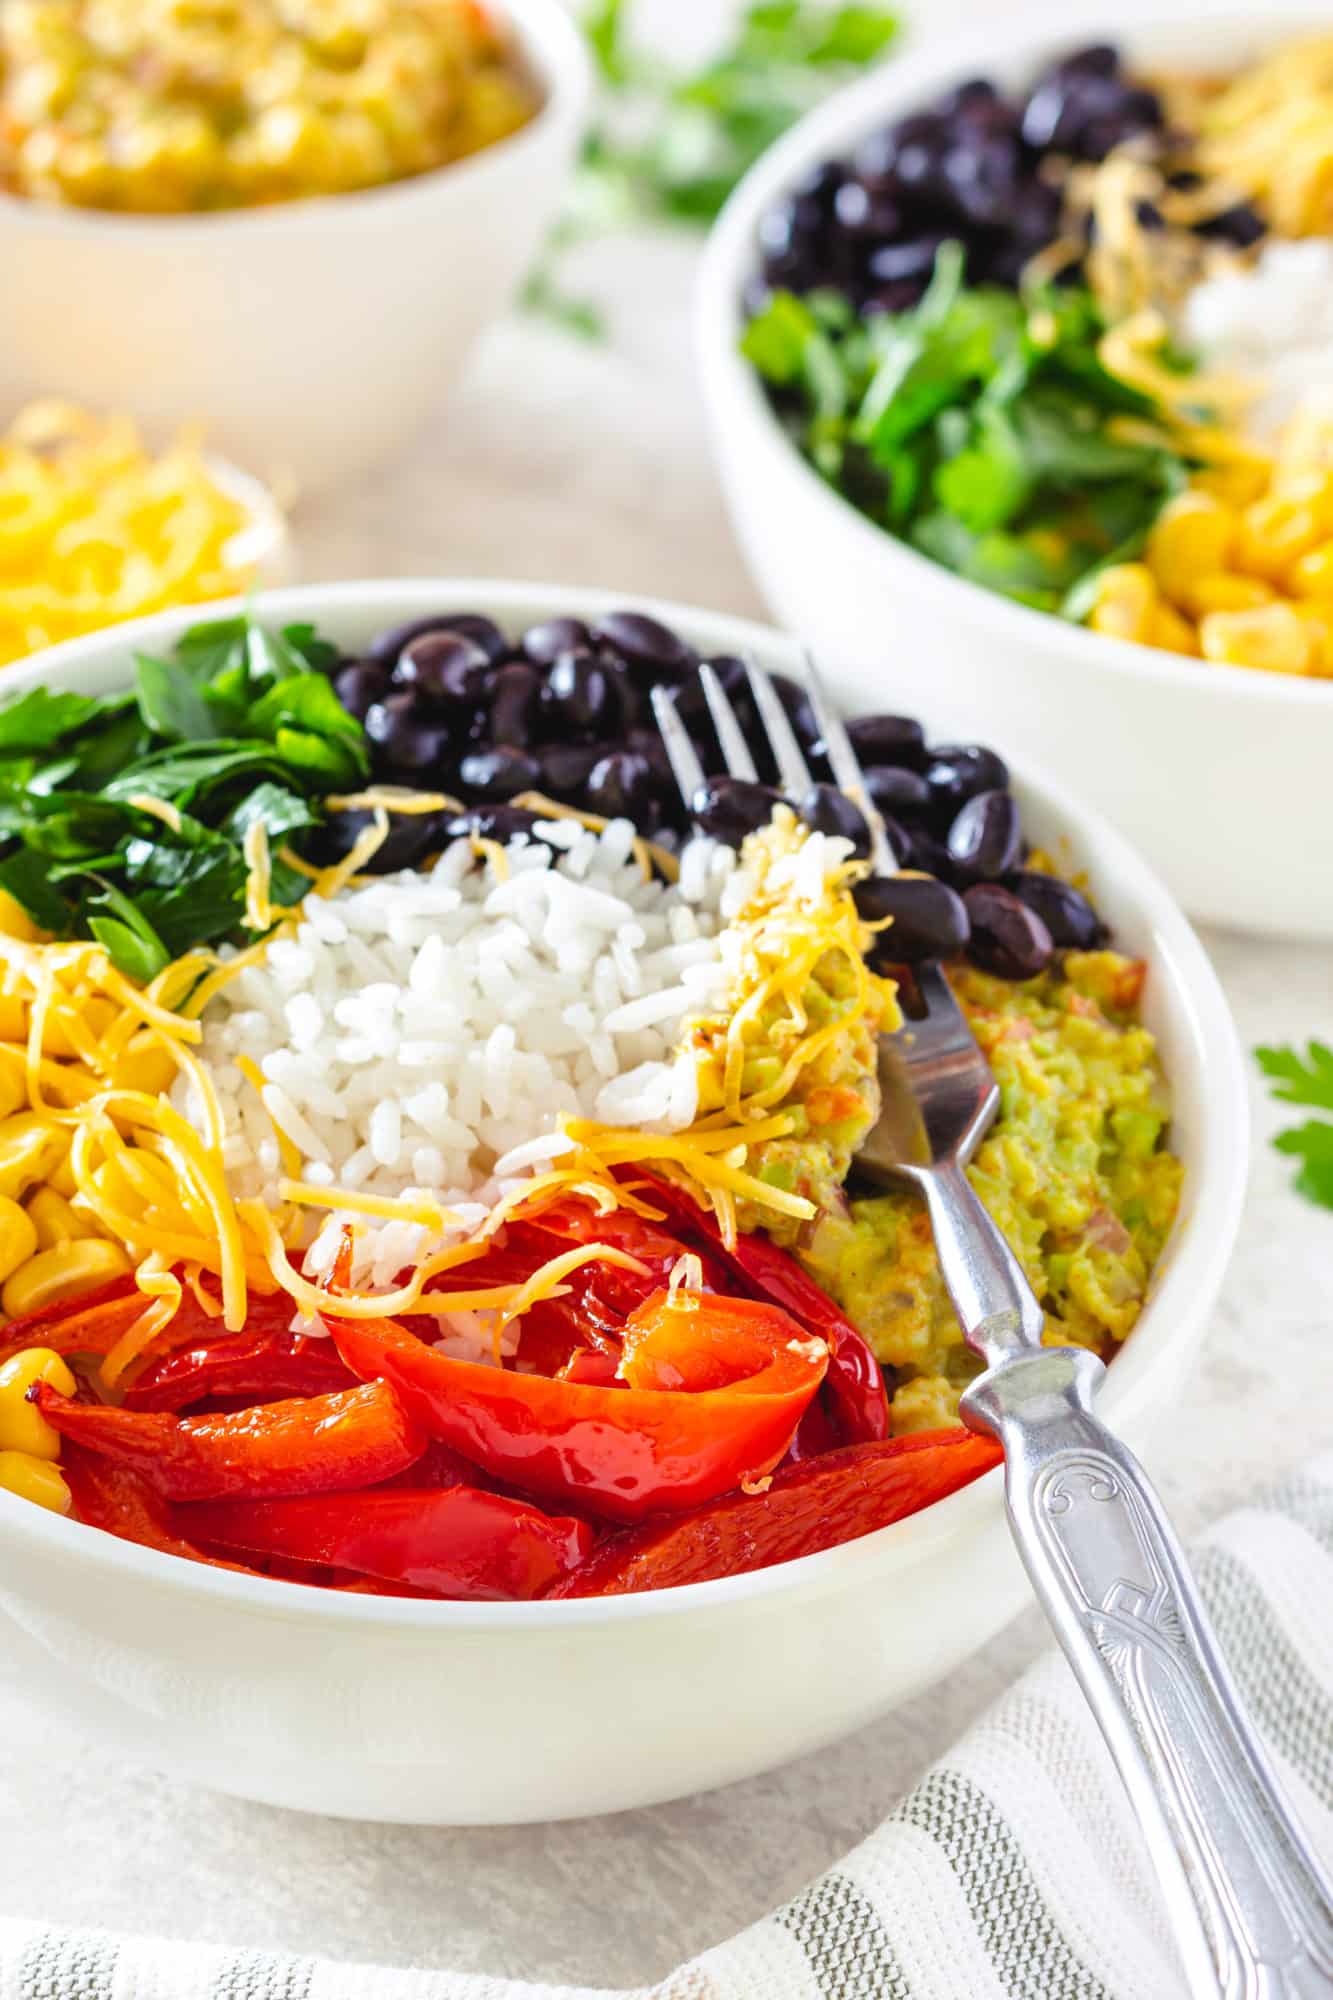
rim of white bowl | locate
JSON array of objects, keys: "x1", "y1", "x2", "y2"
[
  {"x1": 696, "y1": 0, "x2": 1333, "y2": 711},
  {"x1": 0, "y1": 0, "x2": 590, "y2": 240},
  {"x1": 0, "y1": 579, "x2": 1250, "y2": 1629}
]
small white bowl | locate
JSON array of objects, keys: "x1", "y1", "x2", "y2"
[
  {"x1": 0, "y1": 581, "x2": 1246, "y2": 1824},
  {"x1": 0, "y1": 0, "x2": 590, "y2": 493},
  {"x1": 697, "y1": 1, "x2": 1333, "y2": 942}
]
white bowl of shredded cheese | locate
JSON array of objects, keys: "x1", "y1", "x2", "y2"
[{"x1": 0, "y1": 580, "x2": 1246, "y2": 1824}]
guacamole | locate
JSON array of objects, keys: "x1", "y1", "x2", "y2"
[{"x1": 758, "y1": 948, "x2": 1182, "y2": 1432}]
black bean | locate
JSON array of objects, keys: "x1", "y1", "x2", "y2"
[
  {"x1": 457, "y1": 746, "x2": 542, "y2": 801},
  {"x1": 847, "y1": 713, "x2": 926, "y2": 768},
  {"x1": 602, "y1": 657, "x2": 645, "y2": 730},
  {"x1": 304, "y1": 807, "x2": 444, "y2": 874},
  {"x1": 903, "y1": 828, "x2": 959, "y2": 882},
  {"x1": 864, "y1": 764, "x2": 931, "y2": 818},
  {"x1": 364, "y1": 693, "x2": 449, "y2": 772},
  {"x1": 443, "y1": 806, "x2": 541, "y2": 844},
  {"x1": 923, "y1": 743, "x2": 1009, "y2": 818},
  {"x1": 395, "y1": 632, "x2": 493, "y2": 707},
  {"x1": 540, "y1": 742, "x2": 609, "y2": 798},
  {"x1": 1054, "y1": 42, "x2": 1119, "y2": 80},
  {"x1": 798, "y1": 781, "x2": 871, "y2": 854},
  {"x1": 867, "y1": 235, "x2": 948, "y2": 286},
  {"x1": 1195, "y1": 202, "x2": 1266, "y2": 249},
  {"x1": 592, "y1": 610, "x2": 695, "y2": 676},
  {"x1": 833, "y1": 181, "x2": 903, "y2": 237},
  {"x1": 586, "y1": 752, "x2": 662, "y2": 826},
  {"x1": 544, "y1": 651, "x2": 616, "y2": 735},
  {"x1": 1007, "y1": 869, "x2": 1107, "y2": 949},
  {"x1": 964, "y1": 884, "x2": 1054, "y2": 979},
  {"x1": 689, "y1": 775, "x2": 783, "y2": 845},
  {"x1": 855, "y1": 874, "x2": 970, "y2": 961},
  {"x1": 946, "y1": 789, "x2": 1022, "y2": 882},
  {"x1": 332, "y1": 660, "x2": 388, "y2": 721},
  {"x1": 369, "y1": 612, "x2": 505, "y2": 667},
  {"x1": 522, "y1": 616, "x2": 590, "y2": 665},
  {"x1": 489, "y1": 662, "x2": 541, "y2": 748}
]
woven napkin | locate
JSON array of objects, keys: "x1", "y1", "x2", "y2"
[{"x1": 3, "y1": 1449, "x2": 1331, "y2": 2000}]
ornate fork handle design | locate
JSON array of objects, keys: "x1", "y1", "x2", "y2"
[{"x1": 963, "y1": 1346, "x2": 1333, "y2": 2000}]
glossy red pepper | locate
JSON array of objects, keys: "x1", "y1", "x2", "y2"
[
  {"x1": 549, "y1": 1429, "x2": 1002, "y2": 1595},
  {"x1": 34, "y1": 1378, "x2": 425, "y2": 1502},
  {"x1": 176, "y1": 1486, "x2": 596, "y2": 1600},
  {"x1": 330, "y1": 1286, "x2": 827, "y2": 1524},
  {"x1": 623, "y1": 1176, "x2": 890, "y2": 1444},
  {"x1": 0, "y1": 1277, "x2": 147, "y2": 1368},
  {"x1": 123, "y1": 1326, "x2": 355, "y2": 1412},
  {"x1": 61, "y1": 1444, "x2": 259, "y2": 1574}
]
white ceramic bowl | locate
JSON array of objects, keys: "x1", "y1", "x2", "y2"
[
  {"x1": 0, "y1": 581, "x2": 1246, "y2": 1825},
  {"x1": 698, "y1": 2, "x2": 1333, "y2": 942},
  {"x1": 0, "y1": 0, "x2": 590, "y2": 492}
]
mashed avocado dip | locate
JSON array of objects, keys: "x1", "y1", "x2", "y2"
[{"x1": 749, "y1": 944, "x2": 1182, "y2": 1433}]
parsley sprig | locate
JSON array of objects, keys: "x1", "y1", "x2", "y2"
[{"x1": 1256, "y1": 1042, "x2": 1333, "y2": 1209}]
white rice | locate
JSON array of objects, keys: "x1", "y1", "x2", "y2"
[
  {"x1": 1184, "y1": 239, "x2": 1333, "y2": 437},
  {"x1": 172, "y1": 813, "x2": 854, "y2": 1358}
]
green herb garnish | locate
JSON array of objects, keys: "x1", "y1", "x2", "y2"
[
  {"x1": 0, "y1": 613, "x2": 367, "y2": 976},
  {"x1": 523, "y1": 0, "x2": 900, "y2": 338},
  {"x1": 741, "y1": 262, "x2": 1192, "y2": 612},
  {"x1": 1256, "y1": 1042, "x2": 1333, "y2": 1210}
]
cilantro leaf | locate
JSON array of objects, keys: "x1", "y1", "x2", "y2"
[{"x1": 1256, "y1": 1042, "x2": 1333, "y2": 1210}]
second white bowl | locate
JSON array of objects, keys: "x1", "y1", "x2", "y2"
[
  {"x1": 697, "y1": 2, "x2": 1333, "y2": 941},
  {"x1": 0, "y1": 0, "x2": 590, "y2": 493}
]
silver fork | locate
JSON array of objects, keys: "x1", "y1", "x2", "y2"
[{"x1": 653, "y1": 658, "x2": 1333, "y2": 2000}]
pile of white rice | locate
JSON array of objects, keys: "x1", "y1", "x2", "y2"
[{"x1": 1185, "y1": 239, "x2": 1333, "y2": 438}]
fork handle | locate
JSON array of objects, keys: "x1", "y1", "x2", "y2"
[{"x1": 963, "y1": 1347, "x2": 1333, "y2": 2000}]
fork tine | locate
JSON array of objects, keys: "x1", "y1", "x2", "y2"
[
  {"x1": 796, "y1": 647, "x2": 900, "y2": 876},
  {"x1": 743, "y1": 654, "x2": 811, "y2": 796},
  {"x1": 698, "y1": 663, "x2": 760, "y2": 782},
  {"x1": 650, "y1": 685, "x2": 706, "y2": 811}
]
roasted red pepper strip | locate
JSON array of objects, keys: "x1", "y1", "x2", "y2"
[
  {"x1": 34, "y1": 1378, "x2": 425, "y2": 1502},
  {"x1": 330, "y1": 1287, "x2": 827, "y2": 1524},
  {"x1": 0, "y1": 1278, "x2": 145, "y2": 1367},
  {"x1": 622, "y1": 1176, "x2": 890, "y2": 1444},
  {"x1": 123, "y1": 1327, "x2": 355, "y2": 1412},
  {"x1": 548, "y1": 1429, "x2": 1002, "y2": 1595},
  {"x1": 61, "y1": 1444, "x2": 261, "y2": 1574},
  {"x1": 176, "y1": 1487, "x2": 596, "y2": 1600}
]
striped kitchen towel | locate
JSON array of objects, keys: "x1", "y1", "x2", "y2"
[{"x1": 3, "y1": 1450, "x2": 1332, "y2": 2000}]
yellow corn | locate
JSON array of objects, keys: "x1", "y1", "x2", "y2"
[
  {"x1": 0, "y1": 1451, "x2": 71, "y2": 1513},
  {"x1": 47, "y1": 1151, "x2": 79, "y2": 1199},
  {"x1": 26, "y1": 1186, "x2": 95, "y2": 1249},
  {"x1": 0, "y1": 892, "x2": 39, "y2": 943},
  {"x1": 1, "y1": 1238, "x2": 132, "y2": 1320},
  {"x1": 0, "y1": 1113, "x2": 69, "y2": 1201},
  {"x1": 0, "y1": 1063, "x2": 29, "y2": 1125},
  {"x1": 0, "y1": 1196, "x2": 38, "y2": 1283},
  {"x1": 1087, "y1": 564, "x2": 1159, "y2": 644},
  {"x1": 1146, "y1": 603, "x2": 1200, "y2": 657},
  {"x1": 1145, "y1": 491, "x2": 1236, "y2": 605},
  {"x1": 1199, "y1": 604, "x2": 1312, "y2": 676},
  {"x1": 0, "y1": 997, "x2": 28, "y2": 1041},
  {"x1": 38, "y1": 997, "x2": 117, "y2": 1060},
  {"x1": 1234, "y1": 497, "x2": 1323, "y2": 581},
  {"x1": 1288, "y1": 541, "x2": 1333, "y2": 598},
  {"x1": 114, "y1": 1039, "x2": 178, "y2": 1097},
  {"x1": 1191, "y1": 460, "x2": 1271, "y2": 510},
  {"x1": 0, "y1": 1347, "x2": 76, "y2": 1459},
  {"x1": 1184, "y1": 573, "x2": 1277, "y2": 617}
]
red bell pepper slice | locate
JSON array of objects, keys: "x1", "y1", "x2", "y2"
[
  {"x1": 617, "y1": 1176, "x2": 890, "y2": 1445},
  {"x1": 548, "y1": 1428, "x2": 1002, "y2": 1595},
  {"x1": 176, "y1": 1486, "x2": 596, "y2": 1600},
  {"x1": 62, "y1": 1444, "x2": 261, "y2": 1574},
  {"x1": 330, "y1": 1286, "x2": 827, "y2": 1524},
  {"x1": 0, "y1": 1278, "x2": 146, "y2": 1368},
  {"x1": 122, "y1": 1326, "x2": 355, "y2": 1412},
  {"x1": 33, "y1": 1378, "x2": 425, "y2": 1502}
]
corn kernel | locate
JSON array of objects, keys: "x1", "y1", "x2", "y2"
[
  {"x1": 25, "y1": 1186, "x2": 94, "y2": 1249},
  {"x1": 0, "y1": 1238, "x2": 131, "y2": 1320},
  {"x1": 0, "y1": 997, "x2": 28, "y2": 1041},
  {"x1": 0, "y1": 1346, "x2": 76, "y2": 1459},
  {"x1": 1088, "y1": 564, "x2": 1159, "y2": 644},
  {"x1": 1184, "y1": 573, "x2": 1277, "y2": 617},
  {"x1": 1234, "y1": 497, "x2": 1322, "y2": 581},
  {"x1": 1292, "y1": 602, "x2": 1333, "y2": 675},
  {"x1": 0, "y1": 891, "x2": 39, "y2": 942},
  {"x1": 47, "y1": 1150, "x2": 78, "y2": 1199},
  {"x1": 1145, "y1": 603, "x2": 1200, "y2": 657},
  {"x1": 0, "y1": 1451, "x2": 70, "y2": 1514},
  {"x1": 1145, "y1": 491, "x2": 1236, "y2": 605},
  {"x1": 1289, "y1": 541, "x2": 1333, "y2": 598},
  {"x1": 1192, "y1": 461, "x2": 1271, "y2": 510},
  {"x1": 114, "y1": 1040, "x2": 178, "y2": 1096},
  {"x1": 0, "y1": 1195, "x2": 38, "y2": 1283},
  {"x1": 0, "y1": 1061, "x2": 28, "y2": 1125},
  {"x1": 0, "y1": 1112, "x2": 68, "y2": 1201},
  {"x1": 1199, "y1": 604, "x2": 1312, "y2": 676}
]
